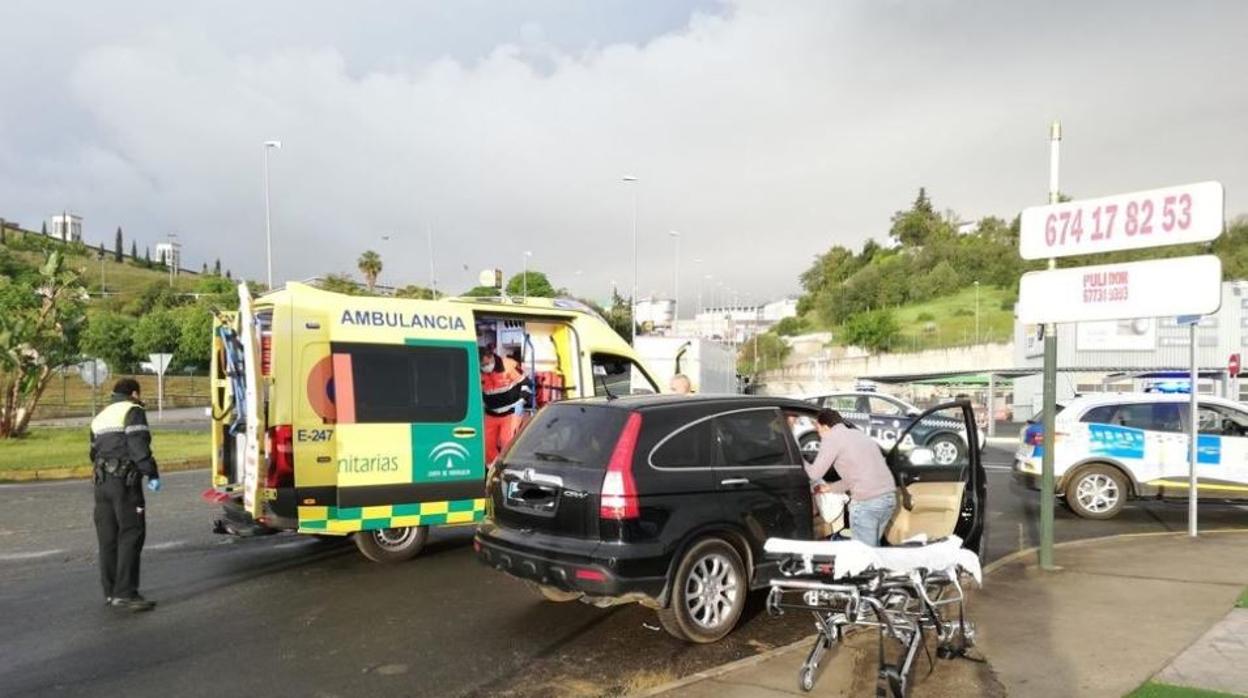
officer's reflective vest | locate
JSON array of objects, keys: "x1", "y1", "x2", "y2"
[{"x1": 90, "y1": 401, "x2": 147, "y2": 466}]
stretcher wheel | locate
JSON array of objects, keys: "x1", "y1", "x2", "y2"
[{"x1": 799, "y1": 667, "x2": 816, "y2": 692}]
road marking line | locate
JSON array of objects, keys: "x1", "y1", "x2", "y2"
[
  {"x1": 0, "y1": 549, "x2": 66, "y2": 561},
  {"x1": 147, "y1": 541, "x2": 188, "y2": 551},
  {"x1": 985, "y1": 465, "x2": 1013, "y2": 472}
]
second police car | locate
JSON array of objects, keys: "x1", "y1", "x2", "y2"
[
  {"x1": 1013, "y1": 393, "x2": 1248, "y2": 519},
  {"x1": 793, "y1": 391, "x2": 984, "y2": 466}
]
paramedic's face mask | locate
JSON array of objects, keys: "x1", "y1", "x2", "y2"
[{"x1": 481, "y1": 360, "x2": 495, "y2": 373}]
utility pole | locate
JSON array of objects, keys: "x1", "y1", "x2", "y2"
[{"x1": 1039, "y1": 120, "x2": 1061, "y2": 571}]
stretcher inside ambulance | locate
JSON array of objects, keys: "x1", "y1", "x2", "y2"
[{"x1": 207, "y1": 282, "x2": 660, "y2": 562}]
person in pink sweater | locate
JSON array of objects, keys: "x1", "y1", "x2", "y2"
[{"x1": 804, "y1": 409, "x2": 897, "y2": 546}]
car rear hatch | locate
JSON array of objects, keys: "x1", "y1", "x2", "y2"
[{"x1": 490, "y1": 402, "x2": 633, "y2": 540}]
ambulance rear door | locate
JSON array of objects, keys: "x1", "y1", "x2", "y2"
[
  {"x1": 327, "y1": 310, "x2": 485, "y2": 531},
  {"x1": 237, "y1": 284, "x2": 266, "y2": 518}
]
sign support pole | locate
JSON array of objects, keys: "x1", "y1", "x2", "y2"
[
  {"x1": 1039, "y1": 120, "x2": 1061, "y2": 571},
  {"x1": 1189, "y1": 322, "x2": 1198, "y2": 537}
]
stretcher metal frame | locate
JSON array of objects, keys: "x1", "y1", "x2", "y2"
[{"x1": 765, "y1": 553, "x2": 977, "y2": 696}]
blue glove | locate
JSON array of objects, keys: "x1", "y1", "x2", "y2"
[{"x1": 147, "y1": 478, "x2": 162, "y2": 493}]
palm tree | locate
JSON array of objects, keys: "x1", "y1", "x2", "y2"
[{"x1": 357, "y1": 250, "x2": 383, "y2": 292}]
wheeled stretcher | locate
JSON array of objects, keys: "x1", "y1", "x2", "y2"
[{"x1": 764, "y1": 535, "x2": 983, "y2": 696}]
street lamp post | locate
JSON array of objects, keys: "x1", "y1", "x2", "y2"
[
  {"x1": 263, "y1": 140, "x2": 282, "y2": 289},
  {"x1": 166, "y1": 233, "x2": 177, "y2": 288},
  {"x1": 622, "y1": 175, "x2": 639, "y2": 342},
  {"x1": 669, "y1": 231, "x2": 681, "y2": 332},
  {"x1": 523, "y1": 250, "x2": 532, "y2": 298}
]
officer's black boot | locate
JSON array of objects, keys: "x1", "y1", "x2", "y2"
[{"x1": 109, "y1": 595, "x2": 156, "y2": 612}]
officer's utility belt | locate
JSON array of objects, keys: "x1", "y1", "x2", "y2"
[{"x1": 95, "y1": 458, "x2": 134, "y2": 477}]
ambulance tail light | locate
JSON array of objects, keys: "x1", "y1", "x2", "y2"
[
  {"x1": 599, "y1": 413, "x2": 643, "y2": 521},
  {"x1": 260, "y1": 333, "x2": 273, "y2": 376},
  {"x1": 265, "y1": 425, "x2": 294, "y2": 489}
]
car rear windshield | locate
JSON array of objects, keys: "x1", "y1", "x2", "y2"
[{"x1": 503, "y1": 403, "x2": 629, "y2": 469}]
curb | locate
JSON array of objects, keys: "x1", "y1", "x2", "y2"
[
  {"x1": 0, "y1": 460, "x2": 209, "y2": 483},
  {"x1": 636, "y1": 637, "x2": 817, "y2": 697},
  {"x1": 639, "y1": 528, "x2": 1248, "y2": 697}
]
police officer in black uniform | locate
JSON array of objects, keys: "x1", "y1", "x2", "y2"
[{"x1": 91, "y1": 378, "x2": 160, "y2": 612}]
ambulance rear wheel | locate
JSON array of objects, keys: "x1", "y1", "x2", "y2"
[{"x1": 354, "y1": 526, "x2": 429, "y2": 563}]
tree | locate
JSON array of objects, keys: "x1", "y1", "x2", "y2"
[
  {"x1": 394, "y1": 284, "x2": 436, "y2": 300},
  {"x1": 357, "y1": 250, "x2": 382, "y2": 292},
  {"x1": 130, "y1": 240, "x2": 138, "y2": 261},
  {"x1": 213, "y1": 258, "x2": 221, "y2": 275},
  {"x1": 317, "y1": 273, "x2": 364, "y2": 295},
  {"x1": 132, "y1": 309, "x2": 182, "y2": 357},
  {"x1": 40, "y1": 221, "x2": 47, "y2": 236},
  {"x1": 225, "y1": 269, "x2": 232, "y2": 280},
  {"x1": 114, "y1": 227, "x2": 124, "y2": 263},
  {"x1": 841, "y1": 309, "x2": 900, "y2": 353},
  {"x1": 82, "y1": 312, "x2": 139, "y2": 373},
  {"x1": 773, "y1": 316, "x2": 808, "y2": 336},
  {"x1": 461, "y1": 285, "x2": 499, "y2": 297},
  {"x1": 0, "y1": 250, "x2": 88, "y2": 437},
  {"x1": 176, "y1": 306, "x2": 214, "y2": 371},
  {"x1": 889, "y1": 187, "x2": 947, "y2": 247},
  {"x1": 737, "y1": 332, "x2": 789, "y2": 376},
  {"x1": 505, "y1": 270, "x2": 556, "y2": 298},
  {"x1": 144, "y1": 247, "x2": 151, "y2": 267},
  {"x1": 604, "y1": 289, "x2": 635, "y2": 341},
  {"x1": 201, "y1": 262, "x2": 208, "y2": 274}
]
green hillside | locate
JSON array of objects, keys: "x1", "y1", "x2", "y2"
[{"x1": 1, "y1": 225, "x2": 202, "y2": 301}]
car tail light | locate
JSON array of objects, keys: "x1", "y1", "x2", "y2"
[
  {"x1": 599, "y1": 412, "x2": 643, "y2": 520},
  {"x1": 575, "y1": 568, "x2": 607, "y2": 582},
  {"x1": 265, "y1": 425, "x2": 294, "y2": 488}
]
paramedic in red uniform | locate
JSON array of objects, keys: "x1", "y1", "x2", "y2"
[{"x1": 481, "y1": 347, "x2": 525, "y2": 464}]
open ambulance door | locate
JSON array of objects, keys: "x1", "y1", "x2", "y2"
[{"x1": 237, "y1": 284, "x2": 267, "y2": 519}]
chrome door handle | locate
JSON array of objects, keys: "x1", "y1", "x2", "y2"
[{"x1": 720, "y1": 478, "x2": 750, "y2": 487}]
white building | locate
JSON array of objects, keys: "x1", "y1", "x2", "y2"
[
  {"x1": 678, "y1": 297, "x2": 799, "y2": 342},
  {"x1": 635, "y1": 297, "x2": 676, "y2": 332},
  {"x1": 48, "y1": 213, "x2": 82, "y2": 243},
  {"x1": 1011, "y1": 280, "x2": 1248, "y2": 420},
  {"x1": 154, "y1": 241, "x2": 182, "y2": 274}
]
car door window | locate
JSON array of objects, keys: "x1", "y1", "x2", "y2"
[
  {"x1": 1080, "y1": 405, "x2": 1120, "y2": 425},
  {"x1": 591, "y1": 353, "x2": 659, "y2": 397},
  {"x1": 651, "y1": 421, "x2": 714, "y2": 468},
  {"x1": 869, "y1": 397, "x2": 906, "y2": 417},
  {"x1": 1114, "y1": 403, "x2": 1183, "y2": 433},
  {"x1": 714, "y1": 410, "x2": 792, "y2": 466},
  {"x1": 1199, "y1": 405, "x2": 1248, "y2": 437},
  {"x1": 823, "y1": 396, "x2": 857, "y2": 412}
]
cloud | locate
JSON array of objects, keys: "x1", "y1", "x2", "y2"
[{"x1": 3, "y1": 0, "x2": 1247, "y2": 309}]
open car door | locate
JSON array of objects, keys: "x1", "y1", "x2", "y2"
[{"x1": 885, "y1": 400, "x2": 985, "y2": 553}]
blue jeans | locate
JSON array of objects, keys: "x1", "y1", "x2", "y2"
[{"x1": 849, "y1": 492, "x2": 896, "y2": 547}]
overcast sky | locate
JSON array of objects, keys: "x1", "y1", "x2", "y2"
[{"x1": 2, "y1": 0, "x2": 1246, "y2": 312}]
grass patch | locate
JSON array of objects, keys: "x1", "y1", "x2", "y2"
[
  {"x1": 1127, "y1": 682, "x2": 1246, "y2": 698},
  {"x1": 1237, "y1": 587, "x2": 1248, "y2": 609},
  {"x1": 0, "y1": 427, "x2": 208, "y2": 472}
]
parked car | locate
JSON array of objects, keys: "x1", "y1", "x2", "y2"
[
  {"x1": 475, "y1": 395, "x2": 985, "y2": 643},
  {"x1": 794, "y1": 391, "x2": 984, "y2": 466},
  {"x1": 1013, "y1": 393, "x2": 1248, "y2": 519}
]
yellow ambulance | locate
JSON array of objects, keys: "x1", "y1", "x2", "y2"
[{"x1": 208, "y1": 282, "x2": 661, "y2": 562}]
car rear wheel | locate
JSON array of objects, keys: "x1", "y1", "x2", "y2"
[
  {"x1": 926, "y1": 434, "x2": 964, "y2": 466},
  {"x1": 353, "y1": 525, "x2": 429, "y2": 563},
  {"x1": 656, "y1": 538, "x2": 747, "y2": 644},
  {"x1": 1064, "y1": 465, "x2": 1127, "y2": 520},
  {"x1": 524, "y1": 581, "x2": 582, "y2": 603}
]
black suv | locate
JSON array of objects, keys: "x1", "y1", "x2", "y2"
[{"x1": 474, "y1": 395, "x2": 984, "y2": 643}]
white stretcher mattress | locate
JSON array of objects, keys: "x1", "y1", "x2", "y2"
[{"x1": 763, "y1": 535, "x2": 983, "y2": 585}]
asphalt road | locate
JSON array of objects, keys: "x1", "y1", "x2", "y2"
[{"x1": 1, "y1": 443, "x2": 1245, "y2": 697}]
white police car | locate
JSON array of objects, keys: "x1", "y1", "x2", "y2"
[
  {"x1": 794, "y1": 391, "x2": 982, "y2": 466},
  {"x1": 1014, "y1": 393, "x2": 1248, "y2": 519}
]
